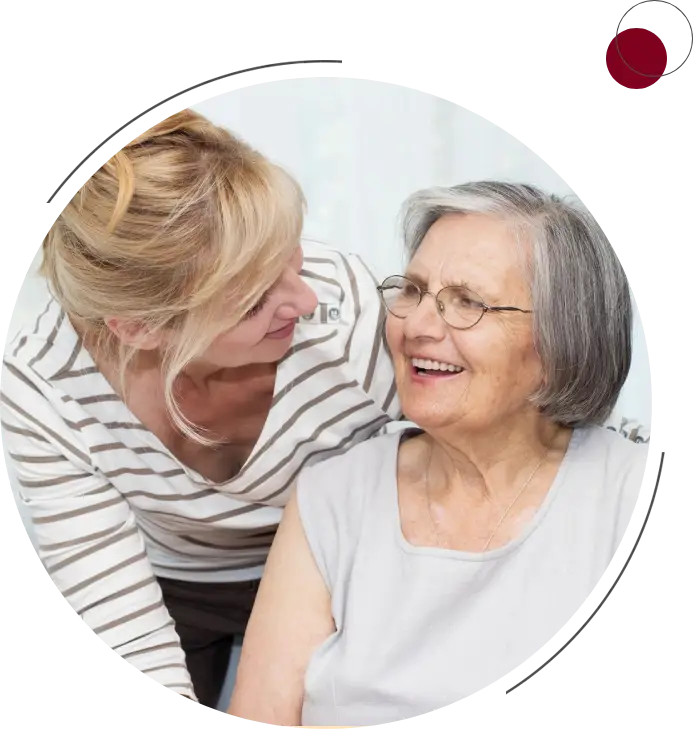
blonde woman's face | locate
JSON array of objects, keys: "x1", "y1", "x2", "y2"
[{"x1": 200, "y1": 245, "x2": 318, "y2": 368}]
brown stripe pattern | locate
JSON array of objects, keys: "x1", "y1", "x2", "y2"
[{"x1": 1, "y1": 242, "x2": 399, "y2": 701}]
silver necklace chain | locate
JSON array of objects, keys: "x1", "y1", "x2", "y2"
[{"x1": 424, "y1": 447, "x2": 550, "y2": 552}]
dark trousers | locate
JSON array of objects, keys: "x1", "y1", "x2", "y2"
[{"x1": 157, "y1": 575, "x2": 261, "y2": 709}]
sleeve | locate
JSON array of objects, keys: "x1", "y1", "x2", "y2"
[
  {"x1": 1, "y1": 367, "x2": 196, "y2": 700},
  {"x1": 339, "y1": 252, "x2": 402, "y2": 422},
  {"x1": 294, "y1": 446, "x2": 371, "y2": 598},
  {"x1": 295, "y1": 472, "x2": 338, "y2": 594}
]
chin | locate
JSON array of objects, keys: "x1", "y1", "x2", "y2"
[
  {"x1": 256, "y1": 337, "x2": 293, "y2": 364},
  {"x1": 401, "y1": 400, "x2": 456, "y2": 431}
]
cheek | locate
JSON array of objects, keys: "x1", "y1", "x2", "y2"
[
  {"x1": 385, "y1": 317, "x2": 405, "y2": 359},
  {"x1": 457, "y1": 327, "x2": 541, "y2": 387},
  {"x1": 491, "y1": 334, "x2": 543, "y2": 394},
  {"x1": 208, "y1": 321, "x2": 267, "y2": 357},
  {"x1": 518, "y1": 345, "x2": 544, "y2": 390},
  {"x1": 203, "y1": 334, "x2": 238, "y2": 362}
]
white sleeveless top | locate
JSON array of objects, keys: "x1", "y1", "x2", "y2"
[{"x1": 297, "y1": 426, "x2": 648, "y2": 726}]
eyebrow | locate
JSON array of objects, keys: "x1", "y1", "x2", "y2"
[{"x1": 404, "y1": 270, "x2": 478, "y2": 293}]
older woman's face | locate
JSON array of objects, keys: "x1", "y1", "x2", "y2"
[{"x1": 386, "y1": 213, "x2": 542, "y2": 433}]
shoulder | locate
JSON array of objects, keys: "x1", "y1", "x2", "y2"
[
  {"x1": 301, "y1": 239, "x2": 378, "y2": 282},
  {"x1": 574, "y1": 427, "x2": 655, "y2": 554},
  {"x1": 300, "y1": 240, "x2": 400, "y2": 419},
  {"x1": 2, "y1": 349, "x2": 94, "y2": 467},
  {"x1": 2, "y1": 296, "x2": 98, "y2": 465},
  {"x1": 295, "y1": 430, "x2": 403, "y2": 592},
  {"x1": 576, "y1": 425, "x2": 649, "y2": 476},
  {"x1": 296, "y1": 431, "x2": 402, "y2": 525},
  {"x1": 301, "y1": 239, "x2": 381, "y2": 319},
  {"x1": 570, "y1": 425, "x2": 650, "y2": 533},
  {"x1": 4, "y1": 293, "x2": 83, "y2": 384},
  {"x1": 3, "y1": 353, "x2": 55, "y2": 407}
]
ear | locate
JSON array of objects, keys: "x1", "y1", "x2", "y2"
[{"x1": 104, "y1": 317, "x2": 162, "y2": 350}]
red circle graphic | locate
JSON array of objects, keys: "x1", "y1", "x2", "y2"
[{"x1": 606, "y1": 27, "x2": 668, "y2": 88}]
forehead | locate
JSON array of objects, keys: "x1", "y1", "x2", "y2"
[{"x1": 407, "y1": 213, "x2": 529, "y2": 298}]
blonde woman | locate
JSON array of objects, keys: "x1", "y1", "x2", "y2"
[{"x1": 1, "y1": 110, "x2": 399, "y2": 707}]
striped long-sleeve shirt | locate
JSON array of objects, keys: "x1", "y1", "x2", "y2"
[{"x1": 1, "y1": 241, "x2": 400, "y2": 699}]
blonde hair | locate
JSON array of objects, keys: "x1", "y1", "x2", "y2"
[{"x1": 42, "y1": 109, "x2": 305, "y2": 443}]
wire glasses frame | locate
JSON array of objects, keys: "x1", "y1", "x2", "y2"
[{"x1": 376, "y1": 275, "x2": 533, "y2": 330}]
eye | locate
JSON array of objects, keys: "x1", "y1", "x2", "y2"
[
  {"x1": 448, "y1": 287, "x2": 484, "y2": 310},
  {"x1": 243, "y1": 291, "x2": 270, "y2": 320},
  {"x1": 452, "y1": 291, "x2": 472, "y2": 306},
  {"x1": 401, "y1": 281, "x2": 420, "y2": 298}
]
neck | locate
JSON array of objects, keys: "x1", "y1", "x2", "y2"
[{"x1": 424, "y1": 410, "x2": 572, "y2": 503}]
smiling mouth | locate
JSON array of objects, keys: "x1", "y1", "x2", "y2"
[
  {"x1": 264, "y1": 321, "x2": 296, "y2": 339},
  {"x1": 411, "y1": 357, "x2": 465, "y2": 377}
]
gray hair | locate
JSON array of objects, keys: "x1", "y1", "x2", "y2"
[{"x1": 401, "y1": 180, "x2": 632, "y2": 427}]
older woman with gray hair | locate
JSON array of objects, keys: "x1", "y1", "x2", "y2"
[{"x1": 229, "y1": 181, "x2": 649, "y2": 726}]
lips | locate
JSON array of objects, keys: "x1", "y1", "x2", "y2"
[
  {"x1": 408, "y1": 355, "x2": 466, "y2": 381},
  {"x1": 411, "y1": 357, "x2": 463, "y2": 374},
  {"x1": 410, "y1": 367, "x2": 464, "y2": 381},
  {"x1": 264, "y1": 321, "x2": 296, "y2": 340}
]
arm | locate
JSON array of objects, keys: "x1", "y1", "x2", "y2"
[
  {"x1": 228, "y1": 493, "x2": 335, "y2": 725},
  {"x1": 1, "y1": 388, "x2": 195, "y2": 699}
]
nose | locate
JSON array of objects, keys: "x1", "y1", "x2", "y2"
[
  {"x1": 402, "y1": 291, "x2": 446, "y2": 340},
  {"x1": 274, "y1": 274, "x2": 318, "y2": 320}
]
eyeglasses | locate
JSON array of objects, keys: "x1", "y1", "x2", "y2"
[{"x1": 376, "y1": 275, "x2": 532, "y2": 330}]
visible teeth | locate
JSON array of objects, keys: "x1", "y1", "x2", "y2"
[{"x1": 412, "y1": 357, "x2": 463, "y2": 373}]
